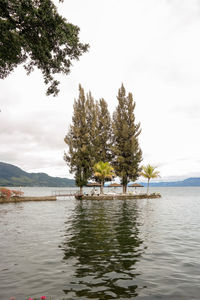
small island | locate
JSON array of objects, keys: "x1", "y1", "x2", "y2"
[
  {"x1": 64, "y1": 85, "x2": 161, "y2": 199},
  {"x1": 75, "y1": 192, "x2": 161, "y2": 200}
]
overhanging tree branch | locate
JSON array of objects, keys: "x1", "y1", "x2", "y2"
[{"x1": 0, "y1": 0, "x2": 89, "y2": 96}]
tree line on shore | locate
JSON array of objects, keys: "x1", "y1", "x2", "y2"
[{"x1": 64, "y1": 84, "x2": 143, "y2": 194}]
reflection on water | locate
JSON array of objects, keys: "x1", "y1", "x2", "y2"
[
  {"x1": 1, "y1": 188, "x2": 200, "y2": 299},
  {"x1": 61, "y1": 200, "x2": 145, "y2": 299}
]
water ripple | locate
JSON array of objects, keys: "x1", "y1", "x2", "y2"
[{"x1": 0, "y1": 188, "x2": 200, "y2": 299}]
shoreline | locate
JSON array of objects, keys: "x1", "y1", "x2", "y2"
[
  {"x1": 0, "y1": 196, "x2": 57, "y2": 203},
  {"x1": 75, "y1": 193, "x2": 161, "y2": 200},
  {"x1": 0, "y1": 193, "x2": 162, "y2": 203}
]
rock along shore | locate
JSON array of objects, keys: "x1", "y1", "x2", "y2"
[
  {"x1": 75, "y1": 193, "x2": 161, "y2": 200},
  {"x1": 0, "y1": 196, "x2": 57, "y2": 204}
]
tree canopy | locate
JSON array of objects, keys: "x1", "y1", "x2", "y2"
[
  {"x1": 64, "y1": 85, "x2": 113, "y2": 192},
  {"x1": 96, "y1": 99, "x2": 112, "y2": 163},
  {"x1": 93, "y1": 161, "x2": 115, "y2": 194},
  {"x1": 64, "y1": 84, "x2": 143, "y2": 194},
  {"x1": 64, "y1": 85, "x2": 91, "y2": 193},
  {"x1": 0, "y1": 0, "x2": 89, "y2": 96},
  {"x1": 140, "y1": 164, "x2": 160, "y2": 194},
  {"x1": 112, "y1": 84, "x2": 143, "y2": 193}
]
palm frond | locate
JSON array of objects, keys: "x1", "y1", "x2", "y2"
[{"x1": 141, "y1": 164, "x2": 160, "y2": 180}]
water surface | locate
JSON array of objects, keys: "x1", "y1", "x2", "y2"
[{"x1": 0, "y1": 187, "x2": 200, "y2": 299}]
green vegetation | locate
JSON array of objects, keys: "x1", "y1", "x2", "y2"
[
  {"x1": 85, "y1": 90, "x2": 98, "y2": 166},
  {"x1": 0, "y1": 162, "x2": 75, "y2": 187},
  {"x1": 0, "y1": 0, "x2": 89, "y2": 96},
  {"x1": 93, "y1": 161, "x2": 115, "y2": 194},
  {"x1": 96, "y1": 98, "x2": 112, "y2": 163},
  {"x1": 112, "y1": 84, "x2": 143, "y2": 193},
  {"x1": 65, "y1": 84, "x2": 143, "y2": 193},
  {"x1": 140, "y1": 164, "x2": 160, "y2": 194},
  {"x1": 64, "y1": 85, "x2": 113, "y2": 194},
  {"x1": 64, "y1": 85, "x2": 93, "y2": 194}
]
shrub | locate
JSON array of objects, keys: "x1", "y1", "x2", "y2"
[
  {"x1": 0, "y1": 188, "x2": 12, "y2": 199},
  {"x1": 12, "y1": 190, "x2": 24, "y2": 197}
]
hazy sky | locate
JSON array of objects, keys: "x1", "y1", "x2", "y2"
[{"x1": 1, "y1": 0, "x2": 200, "y2": 181}]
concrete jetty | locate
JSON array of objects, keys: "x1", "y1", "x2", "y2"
[{"x1": 0, "y1": 196, "x2": 57, "y2": 203}]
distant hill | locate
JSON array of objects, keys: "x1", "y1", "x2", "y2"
[
  {"x1": 0, "y1": 162, "x2": 75, "y2": 187},
  {"x1": 1, "y1": 162, "x2": 199, "y2": 188},
  {"x1": 139, "y1": 177, "x2": 200, "y2": 187}
]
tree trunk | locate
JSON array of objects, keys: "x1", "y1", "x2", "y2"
[
  {"x1": 80, "y1": 186, "x2": 83, "y2": 195},
  {"x1": 100, "y1": 181, "x2": 104, "y2": 194},
  {"x1": 123, "y1": 185, "x2": 127, "y2": 194},
  {"x1": 147, "y1": 179, "x2": 150, "y2": 195}
]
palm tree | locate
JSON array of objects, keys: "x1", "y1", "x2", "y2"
[
  {"x1": 140, "y1": 164, "x2": 160, "y2": 195},
  {"x1": 93, "y1": 161, "x2": 115, "y2": 194}
]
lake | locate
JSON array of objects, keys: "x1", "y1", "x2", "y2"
[{"x1": 0, "y1": 187, "x2": 200, "y2": 299}]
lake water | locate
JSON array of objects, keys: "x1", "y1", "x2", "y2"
[{"x1": 0, "y1": 187, "x2": 200, "y2": 299}]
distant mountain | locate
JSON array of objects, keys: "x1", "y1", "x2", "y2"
[
  {"x1": 1, "y1": 162, "x2": 199, "y2": 188},
  {"x1": 0, "y1": 162, "x2": 75, "y2": 187},
  {"x1": 139, "y1": 177, "x2": 200, "y2": 187}
]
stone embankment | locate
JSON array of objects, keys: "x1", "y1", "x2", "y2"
[
  {"x1": 75, "y1": 193, "x2": 161, "y2": 200},
  {"x1": 0, "y1": 196, "x2": 56, "y2": 203}
]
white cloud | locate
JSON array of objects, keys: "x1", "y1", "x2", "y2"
[{"x1": 1, "y1": 0, "x2": 200, "y2": 180}]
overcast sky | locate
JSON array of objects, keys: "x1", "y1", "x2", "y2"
[{"x1": 1, "y1": 0, "x2": 200, "y2": 181}]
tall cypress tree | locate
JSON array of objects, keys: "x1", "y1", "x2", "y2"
[
  {"x1": 64, "y1": 85, "x2": 92, "y2": 194},
  {"x1": 112, "y1": 84, "x2": 142, "y2": 193},
  {"x1": 85, "y1": 91, "x2": 98, "y2": 168},
  {"x1": 96, "y1": 98, "x2": 112, "y2": 163}
]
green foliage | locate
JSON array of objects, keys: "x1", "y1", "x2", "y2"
[
  {"x1": 0, "y1": 0, "x2": 89, "y2": 96},
  {"x1": 0, "y1": 162, "x2": 75, "y2": 186},
  {"x1": 112, "y1": 84, "x2": 143, "y2": 193},
  {"x1": 85, "y1": 91, "x2": 98, "y2": 168},
  {"x1": 96, "y1": 98, "x2": 112, "y2": 163},
  {"x1": 64, "y1": 85, "x2": 93, "y2": 190},
  {"x1": 64, "y1": 86, "x2": 113, "y2": 190},
  {"x1": 140, "y1": 164, "x2": 160, "y2": 194},
  {"x1": 93, "y1": 161, "x2": 115, "y2": 193},
  {"x1": 64, "y1": 84, "x2": 143, "y2": 193},
  {"x1": 141, "y1": 164, "x2": 160, "y2": 180}
]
